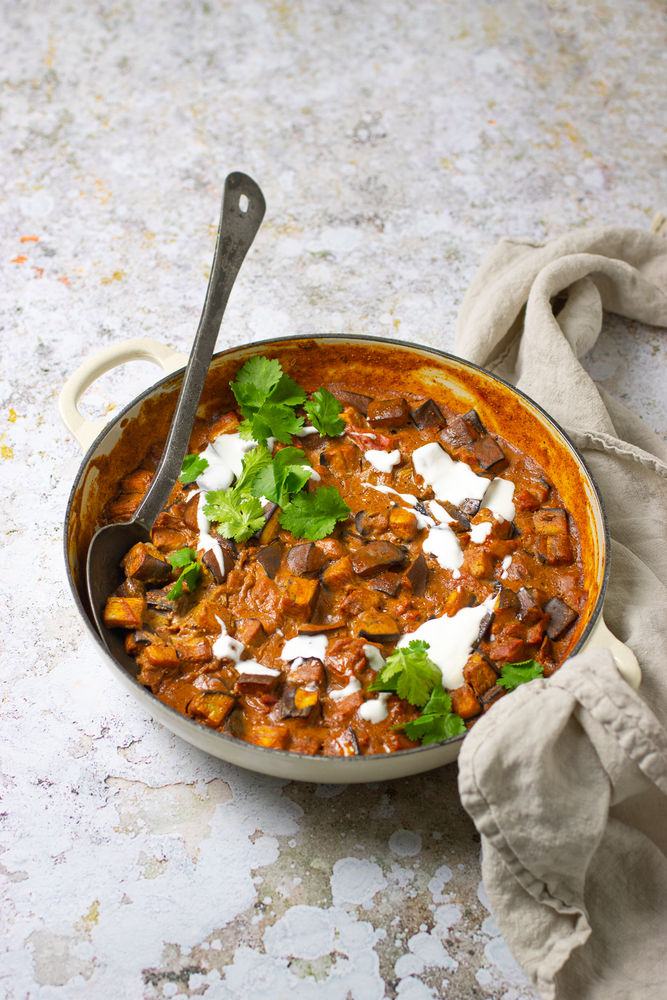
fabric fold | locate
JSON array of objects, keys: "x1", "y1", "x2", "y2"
[{"x1": 454, "y1": 225, "x2": 667, "y2": 999}]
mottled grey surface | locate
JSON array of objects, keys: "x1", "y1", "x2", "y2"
[{"x1": 1, "y1": 1, "x2": 664, "y2": 997}]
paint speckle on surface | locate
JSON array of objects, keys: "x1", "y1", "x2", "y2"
[
  {"x1": 330, "y1": 857, "x2": 387, "y2": 908},
  {"x1": 389, "y1": 829, "x2": 423, "y2": 858}
]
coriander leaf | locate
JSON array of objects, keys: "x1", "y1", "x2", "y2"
[
  {"x1": 279, "y1": 485, "x2": 351, "y2": 541},
  {"x1": 252, "y1": 446, "x2": 312, "y2": 507},
  {"x1": 180, "y1": 453, "x2": 209, "y2": 484},
  {"x1": 244, "y1": 403, "x2": 305, "y2": 445},
  {"x1": 268, "y1": 373, "x2": 307, "y2": 408},
  {"x1": 166, "y1": 548, "x2": 201, "y2": 600},
  {"x1": 230, "y1": 357, "x2": 283, "y2": 418},
  {"x1": 234, "y1": 443, "x2": 273, "y2": 494},
  {"x1": 370, "y1": 639, "x2": 441, "y2": 708},
  {"x1": 497, "y1": 659, "x2": 544, "y2": 691},
  {"x1": 168, "y1": 547, "x2": 198, "y2": 569},
  {"x1": 202, "y1": 490, "x2": 267, "y2": 542},
  {"x1": 403, "y1": 710, "x2": 466, "y2": 744},
  {"x1": 305, "y1": 387, "x2": 345, "y2": 436}
]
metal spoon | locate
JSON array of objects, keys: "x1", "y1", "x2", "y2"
[{"x1": 86, "y1": 172, "x2": 265, "y2": 655}]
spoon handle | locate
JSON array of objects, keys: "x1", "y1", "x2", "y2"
[{"x1": 134, "y1": 173, "x2": 266, "y2": 529}]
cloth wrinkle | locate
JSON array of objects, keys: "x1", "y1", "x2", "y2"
[{"x1": 454, "y1": 224, "x2": 667, "y2": 999}]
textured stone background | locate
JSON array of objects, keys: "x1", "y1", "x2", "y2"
[{"x1": 1, "y1": 1, "x2": 664, "y2": 997}]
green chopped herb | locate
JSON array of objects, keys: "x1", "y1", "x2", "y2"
[
  {"x1": 230, "y1": 357, "x2": 306, "y2": 444},
  {"x1": 179, "y1": 453, "x2": 209, "y2": 484},
  {"x1": 370, "y1": 639, "x2": 441, "y2": 708},
  {"x1": 497, "y1": 659, "x2": 544, "y2": 691},
  {"x1": 279, "y1": 485, "x2": 351, "y2": 541},
  {"x1": 167, "y1": 547, "x2": 201, "y2": 600},
  {"x1": 400, "y1": 685, "x2": 466, "y2": 744},
  {"x1": 305, "y1": 387, "x2": 345, "y2": 437},
  {"x1": 252, "y1": 446, "x2": 313, "y2": 508},
  {"x1": 202, "y1": 490, "x2": 267, "y2": 543}
]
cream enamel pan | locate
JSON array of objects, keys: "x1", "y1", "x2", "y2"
[{"x1": 60, "y1": 335, "x2": 640, "y2": 782}]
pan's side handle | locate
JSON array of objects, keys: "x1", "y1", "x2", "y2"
[
  {"x1": 58, "y1": 338, "x2": 188, "y2": 452},
  {"x1": 585, "y1": 614, "x2": 642, "y2": 689}
]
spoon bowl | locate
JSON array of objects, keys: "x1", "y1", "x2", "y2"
[{"x1": 86, "y1": 172, "x2": 265, "y2": 649}]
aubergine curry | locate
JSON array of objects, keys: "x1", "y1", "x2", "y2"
[{"x1": 102, "y1": 355, "x2": 586, "y2": 756}]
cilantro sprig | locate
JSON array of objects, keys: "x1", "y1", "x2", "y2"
[
  {"x1": 180, "y1": 453, "x2": 209, "y2": 484},
  {"x1": 167, "y1": 548, "x2": 201, "y2": 600},
  {"x1": 231, "y1": 356, "x2": 306, "y2": 445},
  {"x1": 202, "y1": 491, "x2": 267, "y2": 542},
  {"x1": 252, "y1": 446, "x2": 313, "y2": 507},
  {"x1": 401, "y1": 685, "x2": 466, "y2": 744},
  {"x1": 370, "y1": 640, "x2": 441, "y2": 707},
  {"x1": 278, "y1": 485, "x2": 351, "y2": 541},
  {"x1": 368, "y1": 639, "x2": 465, "y2": 746},
  {"x1": 305, "y1": 387, "x2": 345, "y2": 437},
  {"x1": 497, "y1": 659, "x2": 544, "y2": 691}
]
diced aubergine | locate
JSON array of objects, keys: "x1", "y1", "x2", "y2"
[
  {"x1": 255, "y1": 503, "x2": 281, "y2": 545},
  {"x1": 350, "y1": 541, "x2": 408, "y2": 576},
  {"x1": 479, "y1": 685, "x2": 506, "y2": 711},
  {"x1": 405, "y1": 553, "x2": 428, "y2": 596},
  {"x1": 277, "y1": 685, "x2": 320, "y2": 720},
  {"x1": 326, "y1": 384, "x2": 372, "y2": 415},
  {"x1": 114, "y1": 577, "x2": 146, "y2": 600},
  {"x1": 103, "y1": 596, "x2": 146, "y2": 630},
  {"x1": 441, "y1": 500, "x2": 471, "y2": 532},
  {"x1": 463, "y1": 652, "x2": 499, "y2": 696},
  {"x1": 517, "y1": 587, "x2": 543, "y2": 623},
  {"x1": 282, "y1": 577, "x2": 320, "y2": 617},
  {"x1": 440, "y1": 410, "x2": 484, "y2": 449},
  {"x1": 287, "y1": 657, "x2": 326, "y2": 688},
  {"x1": 121, "y1": 542, "x2": 172, "y2": 584},
  {"x1": 124, "y1": 630, "x2": 153, "y2": 655},
  {"x1": 497, "y1": 587, "x2": 520, "y2": 612},
  {"x1": 450, "y1": 683, "x2": 482, "y2": 720},
  {"x1": 256, "y1": 540, "x2": 284, "y2": 579},
  {"x1": 411, "y1": 399, "x2": 446, "y2": 430},
  {"x1": 355, "y1": 509, "x2": 389, "y2": 536},
  {"x1": 543, "y1": 596, "x2": 578, "y2": 640},
  {"x1": 388, "y1": 506, "x2": 419, "y2": 541},
  {"x1": 476, "y1": 611, "x2": 494, "y2": 644},
  {"x1": 236, "y1": 670, "x2": 281, "y2": 692},
  {"x1": 459, "y1": 497, "x2": 482, "y2": 517},
  {"x1": 235, "y1": 619, "x2": 266, "y2": 649},
  {"x1": 145, "y1": 588, "x2": 178, "y2": 612},
  {"x1": 298, "y1": 619, "x2": 346, "y2": 635},
  {"x1": 533, "y1": 508, "x2": 568, "y2": 536},
  {"x1": 368, "y1": 572, "x2": 402, "y2": 597},
  {"x1": 286, "y1": 542, "x2": 326, "y2": 576},
  {"x1": 356, "y1": 611, "x2": 401, "y2": 643},
  {"x1": 188, "y1": 692, "x2": 236, "y2": 728},
  {"x1": 470, "y1": 436, "x2": 507, "y2": 471},
  {"x1": 202, "y1": 545, "x2": 235, "y2": 583},
  {"x1": 367, "y1": 397, "x2": 411, "y2": 428}
]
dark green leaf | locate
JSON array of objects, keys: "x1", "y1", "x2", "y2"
[
  {"x1": 279, "y1": 485, "x2": 351, "y2": 541},
  {"x1": 179, "y1": 453, "x2": 209, "y2": 484},
  {"x1": 497, "y1": 659, "x2": 544, "y2": 691},
  {"x1": 305, "y1": 387, "x2": 345, "y2": 436}
]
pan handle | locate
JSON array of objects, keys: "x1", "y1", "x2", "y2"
[
  {"x1": 58, "y1": 337, "x2": 188, "y2": 452},
  {"x1": 585, "y1": 614, "x2": 642, "y2": 689}
]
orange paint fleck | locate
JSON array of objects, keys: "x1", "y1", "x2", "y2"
[
  {"x1": 12, "y1": 255, "x2": 28, "y2": 264},
  {"x1": 32, "y1": 267, "x2": 44, "y2": 278},
  {"x1": 487, "y1": 119, "x2": 496, "y2": 125},
  {"x1": 58, "y1": 276, "x2": 71, "y2": 286},
  {"x1": 9, "y1": 409, "x2": 18, "y2": 422},
  {"x1": 20, "y1": 235, "x2": 39, "y2": 243}
]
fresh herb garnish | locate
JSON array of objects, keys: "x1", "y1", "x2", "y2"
[
  {"x1": 305, "y1": 387, "x2": 345, "y2": 437},
  {"x1": 370, "y1": 639, "x2": 442, "y2": 708},
  {"x1": 252, "y1": 446, "x2": 313, "y2": 507},
  {"x1": 279, "y1": 485, "x2": 351, "y2": 541},
  {"x1": 497, "y1": 659, "x2": 544, "y2": 691},
  {"x1": 167, "y1": 547, "x2": 201, "y2": 600},
  {"x1": 202, "y1": 490, "x2": 267, "y2": 543},
  {"x1": 231, "y1": 356, "x2": 306, "y2": 445},
  {"x1": 179, "y1": 453, "x2": 209, "y2": 484},
  {"x1": 401, "y1": 685, "x2": 466, "y2": 744}
]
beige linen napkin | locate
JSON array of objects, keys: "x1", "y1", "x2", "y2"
[{"x1": 454, "y1": 225, "x2": 667, "y2": 1000}]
